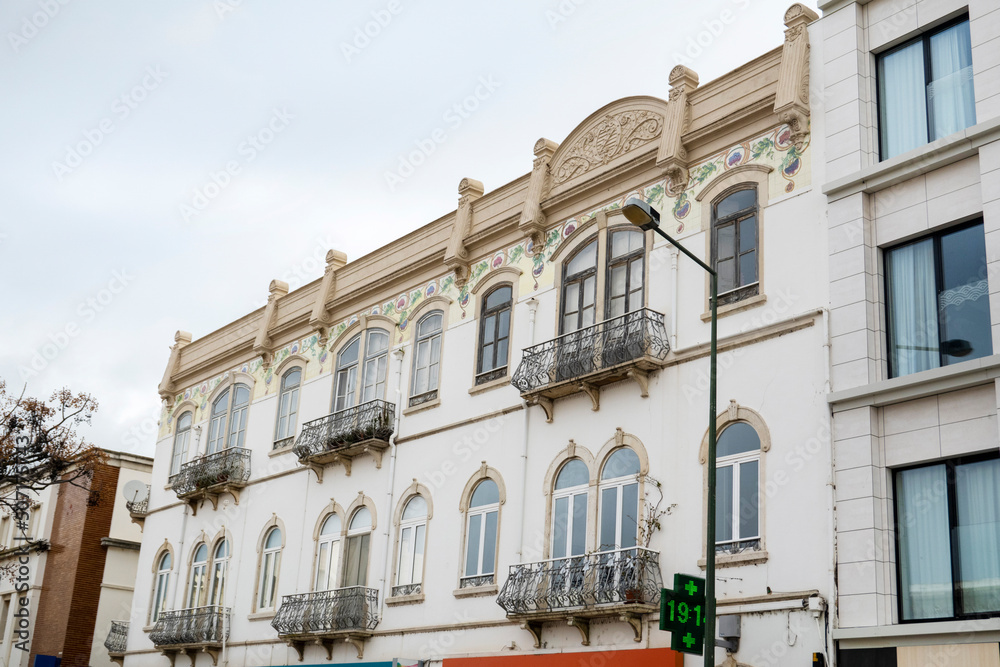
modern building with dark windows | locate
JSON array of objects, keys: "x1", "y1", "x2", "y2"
[
  {"x1": 816, "y1": 0, "x2": 1000, "y2": 662},
  {"x1": 120, "y1": 6, "x2": 838, "y2": 667}
]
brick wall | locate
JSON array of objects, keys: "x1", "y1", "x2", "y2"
[{"x1": 30, "y1": 462, "x2": 119, "y2": 667}]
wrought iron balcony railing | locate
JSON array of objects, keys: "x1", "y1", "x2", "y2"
[
  {"x1": 293, "y1": 400, "x2": 395, "y2": 464},
  {"x1": 510, "y1": 309, "x2": 669, "y2": 402},
  {"x1": 496, "y1": 547, "x2": 663, "y2": 616},
  {"x1": 148, "y1": 606, "x2": 230, "y2": 647},
  {"x1": 271, "y1": 587, "x2": 380, "y2": 637},
  {"x1": 169, "y1": 448, "x2": 251, "y2": 499},
  {"x1": 125, "y1": 486, "x2": 150, "y2": 516},
  {"x1": 104, "y1": 620, "x2": 128, "y2": 654}
]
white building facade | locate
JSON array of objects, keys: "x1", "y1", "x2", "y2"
[
  {"x1": 815, "y1": 0, "x2": 1000, "y2": 663},
  {"x1": 124, "y1": 6, "x2": 837, "y2": 667}
]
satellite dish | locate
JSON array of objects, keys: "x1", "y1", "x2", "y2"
[{"x1": 123, "y1": 480, "x2": 149, "y2": 504}]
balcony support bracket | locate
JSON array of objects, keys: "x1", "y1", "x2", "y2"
[
  {"x1": 305, "y1": 463, "x2": 325, "y2": 484},
  {"x1": 579, "y1": 383, "x2": 600, "y2": 412},
  {"x1": 201, "y1": 647, "x2": 220, "y2": 667},
  {"x1": 129, "y1": 515, "x2": 145, "y2": 530},
  {"x1": 286, "y1": 641, "x2": 305, "y2": 662},
  {"x1": 621, "y1": 612, "x2": 644, "y2": 643},
  {"x1": 534, "y1": 397, "x2": 554, "y2": 423},
  {"x1": 520, "y1": 621, "x2": 543, "y2": 649},
  {"x1": 109, "y1": 657, "x2": 124, "y2": 667},
  {"x1": 567, "y1": 616, "x2": 591, "y2": 646},
  {"x1": 345, "y1": 634, "x2": 366, "y2": 660},
  {"x1": 628, "y1": 369, "x2": 650, "y2": 398},
  {"x1": 158, "y1": 649, "x2": 178, "y2": 667},
  {"x1": 365, "y1": 446, "x2": 383, "y2": 469}
]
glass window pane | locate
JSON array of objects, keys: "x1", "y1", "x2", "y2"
[
  {"x1": 939, "y1": 224, "x2": 991, "y2": 366},
  {"x1": 600, "y1": 487, "x2": 618, "y2": 552},
  {"x1": 564, "y1": 283, "x2": 580, "y2": 315},
  {"x1": 486, "y1": 286, "x2": 512, "y2": 310},
  {"x1": 717, "y1": 224, "x2": 735, "y2": 260},
  {"x1": 609, "y1": 296, "x2": 625, "y2": 319},
  {"x1": 928, "y1": 21, "x2": 976, "y2": 141},
  {"x1": 213, "y1": 390, "x2": 229, "y2": 416},
  {"x1": 177, "y1": 413, "x2": 192, "y2": 430},
  {"x1": 630, "y1": 258, "x2": 643, "y2": 291},
  {"x1": 366, "y1": 330, "x2": 389, "y2": 356},
  {"x1": 738, "y1": 460, "x2": 759, "y2": 539},
  {"x1": 609, "y1": 264, "x2": 627, "y2": 299},
  {"x1": 740, "y1": 250, "x2": 758, "y2": 286},
  {"x1": 413, "y1": 524, "x2": 425, "y2": 584},
  {"x1": 622, "y1": 482, "x2": 639, "y2": 549},
  {"x1": 321, "y1": 514, "x2": 341, "y2": 536},
  {"x1": 718, "y1": 258, "x2": 735, "y2": 293},
  {"x1": 553, "y1": 496, "x2": 569, "y2": 559},
  {"x1": 498, "y1": 309, "x2": 510, "y2": 337},
  {"x1": 482, "y1": 511, "x2": 498, "y2": 575},
  {"x1": 582, "y1": 304, "x2": 595, "y2": 328},
  {"x1": 315, "y1": 542, "x2": 330, "y2": 590},
  {"x1": 496, "y1": 339, "x2": 508, "y2": 368},
  {"x1": 481, "y1": 343, "x2": 495, "y2": 372},
  {"x1": 886, "y1": 238, "x2": 940, "y2": 377},
  {"x1": 566, "y1": 241, "x2": 597, "y2": 276},
  {"x1": 717, "y1": 422, "x2": 761, "y2": 457},
  {"x1": 471, "y1": 479, "x2": 499, "y2": 506},
  {"x1": 955, "y1": 459, "x2": 1000, "y2": 614},
  {"x1": 465, "y1": 514, "x2": 482, "y2": 575},
  {"x1": 282, "y1": 369, "x2": 300, "y2": 391},
  {"x1": 583, "y1": 276, "x2": 596, "y2": 308},
  {"x1": 878, "y1": 40, "x2": 928, "y2": 159},
  {"x1": 716, "y1": 190, "x2": 755, "y2": 218},
  {"x1": 265, "y1": 528, "x2": 281, "y2": 549},
  {"x1": 602, "y1": 449, "x2": 641, "y2": 479},
  {"x1": 403, "y1": 495, "x2": 427, "y2": 520},
  {"x1": 398, "y1": 527, "x2": 414, "y2": 586},
  {"x1": 897, "y1": 464, "x2": 953, "y2": 619},
  {"x1": 350, "y1": 507, "x2": 372, "y2": 531},
  {"x1": 160, "y1": 552, "x2": 172, "y2": 570},
  {"x1": 556, "y1": 459, "x2": 589, "y2": 489},
  {"x1": 716, "y1": 465, "x2": 734, "y2": 544},
  {"x1": 571, "y1": 493, "x2": 587, "y2": 556},
  {"x1": 418, "y1": 313, "x2": 442, "y2": 338},
  {"x1": 739, "y1": 216, "x2": 756, "y2": 254},
  {"x1": 483, "y1": 315, "x2": 496, "y2": 344}
]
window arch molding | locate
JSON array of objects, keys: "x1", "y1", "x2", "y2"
[
  {"x1": 392, "y1": 481, "x2": 435, "y2": 524},
  {"x1": 595, "y1": 428, "x2": 650, "y2": 478},
  {"x1": 311, "y1": 500, "x2": 347, "y2": 540},
  {"x1": 205, "y1": 370, "x2": 256, "y2": 409},
  {"x1": 328, "y1": 313, "x2": 399, "y2": 355},
  {"x1": 271, "y1": 354, "x2": 309, "y2": 388},
  {"x1": 169, "y1": 401, "x2": 199, "y2": 432},
  {"x1": 471, "y1": 267, "x2": 522, "y2": 297},
  {"x1": 253, "y1": 515, "x2": 286, "y2": 613},
  {"x1": 152, "y1": 539, "x2": 175, "y2": 572},
  {"x1": 458, "y1": 463, "x2": 507, "y2": 512},
  {"x1": 698, "y1": 401, "x2": 771, "y2": 566},
  {"x1": 542, "y1": 440, "x2": 597, "y2": 498},
  {"x1": 344, "y1": 493, "x2": 379, "y2": 532},
  {"x1": 405, "y1": 296, "x2": 453, "y2": 327}
]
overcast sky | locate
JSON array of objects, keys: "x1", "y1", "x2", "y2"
[{"x1": 0, "y1": 0, "x2": 818, "y2": 459}]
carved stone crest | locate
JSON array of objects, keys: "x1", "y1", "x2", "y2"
[{"x1": 552, "y1": 110, "x2": 664, "y2": 185}]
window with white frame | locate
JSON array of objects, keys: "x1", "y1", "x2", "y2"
[
  {"x1": 885, "y1": 220, "x2": 991, "y2": 378},
  {"x1": 715, "y1": 422, "x2": 761, "y2": 553},
  {"x1": 597, "y1": 448, "x2": 640, "y2": 553},
  {"x1": 188, "y1": 543, "x2": 209, "y2": 607},
  {"x1": 152, "y1": 551, "x2": 171, "y2": 622},
  {"x1": 410, "y1": 312, "x2": 443, "y2": 406},
  {"x1": 462, "y1": 479, "x2": 499, "y2": 587},
  {"x1": 315, "y1": 514, "x2": 342, "y2": 591},
  {"x1": 208, "y1": 539, "x2": 230, "y2": 606},
  {"x1": 171, "y1": 412, "x2": 192, "y2": 476},
  {"x1": 394, "y1": 496, "x2": 427, "y2": 597},
  {"x1": 477, "y1": 285, "x2": 512, "y2": 385},
  {"x1": 344, "y1": 507, "x2": 372, "y2": 588},
  {"x1": 334, "y1": 329, "x2": 390, "y2": 412},
  {"x1": 551, "y1": 459, "x2": 589, "y2": 559},
  {"x1": 877, "y1": 17, "x2": 975, "y2": 160},
  {"x1": 274, "y1": 369, "x2": 300, "y2": 447},
  {"x1": 257, "y1": 527, "x2": 282, "y2": 611},
  {"x1": 895, "y1": 454, "x2": 1000, "y2": 621},
  {"x1": 607, "y1": 230, "x2": 645, "y2": 319},
  {"x1": 561, "y1": 241, "x2": 598, "y2": 333},
  {"x1": 207, "y1": 384, "x2": 250, "y2": 454}
]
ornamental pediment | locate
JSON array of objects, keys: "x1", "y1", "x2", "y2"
[{"x1": 549, "y1": 96, "x2": 667, "y2": 191}]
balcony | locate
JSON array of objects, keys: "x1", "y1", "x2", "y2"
[
  {"x1": 169, "y1": 448, "x2": 251, "y2": 515},
  {"x1": 496, "y1": 547, "x2": 663, "y2": 647},
  {"x1": 271, "y1": 587, "x2": 380, "y2": 660},
  {"x1": 126, "y1": 484, "x2": 150, "y2": 529},
  {"x1": 104, "y1": 620, "x2": 128, "y2": 665},
  {"x1": 293, "y1": 399, "x2": 395, "y2": 482},
  {"x1": 149, "y1": 606, "x2": 229, "y2": 666},
  {"x1": 511, "y1": 309, "x2": 670, "y2": 421}
]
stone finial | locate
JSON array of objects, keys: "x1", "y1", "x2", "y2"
[
  {"x1": 668, "y1": 65, "x2": 699, "y2": 92},
  {"x1": 784, "y1": 3, "x2": 819, "y2": 29},
  {"x1": 268, "y1": 280, "x2": 289, "y2": 300},
  {"x1": 533, "y1": 138, "x2": 558, "y2": 160},
  {"x1": 458, "y1": 177, "x2": 485, "y2": 202},
  {"x1": 325, "y1": 249, "x2": 347, "y2": 272},
  {"x1": 158, "y1": 331, "x2": 193, "y2": 399},
  {"x1": 174, "y1": 330, "x2": 192, "y2": 345}
]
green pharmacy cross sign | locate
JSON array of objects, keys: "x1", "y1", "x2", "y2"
[{"x1": 660, "y1": 573, "x2": 707, "y2": 656}]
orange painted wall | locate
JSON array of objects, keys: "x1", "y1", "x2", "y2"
[{"x1": 445, "y1": 647, "x2": 683, "y2": 667}]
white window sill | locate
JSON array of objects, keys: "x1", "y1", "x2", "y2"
[
  {"x1": 385, "y1": 592, "x2": 425, "y2": 606},
  {"x1": 453, "y1": 583, "x2": 498, "y2": 598},
  {"x1": 403, "y1": 396, "x2": 441, "y2": 416},
  {"x1": 698, "y1": 549, "x2": 768, "y2": 569},
  {"x1": 468, "y1": 375, "x2": 511, "y2": 395},
  {"x1": 700, "y1": 293, "x2": 767, "y2": 322},
  {"x1": 247, "y1": 611, "x2": 276, "y2": 621},
  {"x1": 268, "y1": 444, "x2": 295, "y2": 458}
]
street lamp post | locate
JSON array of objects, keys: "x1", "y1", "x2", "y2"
[{"x1": 622, "y1": 198, "x2": 718, "y2": 667}]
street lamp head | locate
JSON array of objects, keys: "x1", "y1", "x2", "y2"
[{"x1": 622, "y1": 198, "x2": 661, "y2": 231}]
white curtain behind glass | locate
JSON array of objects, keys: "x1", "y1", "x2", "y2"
[
  {"x1": 887, "y1": 240, "x2": 939, "y2": 376},
  {"x1": 898, "y1": 465, "x2": 953, "y2": 619},
  {"x1": 879, "y1": 41, "x2": 927, "y2": 159},
  {"x1": 929, "y1": 22, "x2": 976, "y2": 141},
  {"x1": 956, "y1": 459, "x2": 1000, "y2": 614}
]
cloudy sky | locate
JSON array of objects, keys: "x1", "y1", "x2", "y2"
[{"x1": 0, "y1": 0, "x2": 817, "y2": 458}]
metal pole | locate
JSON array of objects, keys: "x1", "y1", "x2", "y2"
[{"x1": 704, "y1": 273, "x2": 718, "y2": 667}]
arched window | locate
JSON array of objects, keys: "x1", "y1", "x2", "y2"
[
  {"x1": 607, "y1": 230, "x2": 645, "y2": 319},
  {"x1": 208, "y1": 539, "x2": 230, "y2": 606},
  {"x1": 561, "y1": 240, "x2": 598, "y2": 333},
  {"x1": 462, "y1": 479, "x2": 499, "y2": 588},
  {"x1": 716, "y1": 422, "x2": 761, "y2": 553},
  {"x1": 552, "y1": 459, "x2": 589, "y2": 559},
  {"x1": 315, "y1": 514, "x2": 342, "y2": 591},
  {"x1": 334, "y1": 329, "x2": 391, "y2": 413},
  {"x1": 207, "y1": 384, "x2": 250, "y2": 454},
  {"x1": 274, "y1": 368, "x2": 301, "y2": 447},
  {"x1": 410, "y1": 312, "x2": 443, "y2": 406},
  {"x1": 477, "y1": 285, "x2": 512, "y2": 385},
  {"x1": 334, "y1": 335, "x2": 361, "y2": 412},
  {"x1": 188, "y1": 543, "x2": 209, "y2": 607},
  {"x1": 598, "y1": 449, "x2": 641, "y2": 553},
  {"x1": 151, "y1": 550, "x2": 172, "y2": 622},
  {"x1": 344, "y1": 508, "x2": 372, "y2": 587},
  {"x1": 171, "y1": 412, "x2": 192, "y2": 476},
  {"x1": 257, "y1": 528, "x2": 282, "y2": 610},
  {"x1": 394, "y1": 496, "x2": 428, "y2": 596},
  {"x1": 362, "y1": 329, "x2": 390, "y2": 403},
  {"x1": 712, "y1": 187, "x2": 759, "y2": 305}
]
